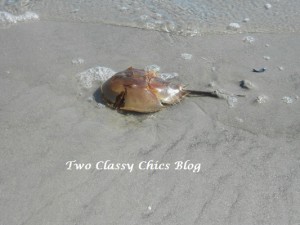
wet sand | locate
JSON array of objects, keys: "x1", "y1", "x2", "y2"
[{"x1": 0, "y1": 21, "x2": 300, "y2": 225}]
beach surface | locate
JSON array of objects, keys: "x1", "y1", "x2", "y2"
[{"x1": 1, "y1": 11, "x2": 300, "y2": 225}]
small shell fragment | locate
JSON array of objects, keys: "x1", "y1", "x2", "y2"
[
  {"x1": 264, "y1": 3, "x2": 272, "y2": 9},
  {"x1": 256, "y1": 95, "x2": 268, "y2": 104},
  {"x1": 181, "y1": 53, "x2": 193, "y2": 60},
  {"x1": 240, "y1": 80, "x2": 254, "y2": 89},
  {"x1": 208, "y1": 81, "x2": 216, "y2": 87},
  {"x1": 253, "y1": 68, "x2": 266, "y2": 73},
  {"x1": 227, "y1": 23, "x2": 241, "y2": 30},
  {"x1": 227, "y1": 96, "x2": 238, "y2": 108},
  {"x1": 243, "y1": 36, "x2": 255, "y2": 44},
  {"x1": 72, "y1": 58, "x2": 85, "y2": 65}
]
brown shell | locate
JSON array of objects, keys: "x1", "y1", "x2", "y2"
[{"x1": 101, "y1": 67, "x2": 187, "y2": 113}]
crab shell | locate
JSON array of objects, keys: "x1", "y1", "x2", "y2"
[{"x1": 101, "y1": 67, "x2": 187, "y2": 113}]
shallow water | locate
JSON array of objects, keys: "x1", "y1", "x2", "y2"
[{"x1": 1, "y1": 0, "x2": 300, "y2": 35}]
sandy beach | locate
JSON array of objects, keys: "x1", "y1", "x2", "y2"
[{"x1": 1, "y1": 12, "x2": 300, "y2": 225}]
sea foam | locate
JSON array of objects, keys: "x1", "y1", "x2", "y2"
[
  {"x1": 77, "y1": 65, "x2": 179, "y2": 88},
  {"x1": 0, "y1": 11, "x2": 39, "y2": 27},
  {"x1": 76, "y1": 67, "x2": 116, "y2": 88}
]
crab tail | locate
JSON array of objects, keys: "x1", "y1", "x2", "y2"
[{"x1": 185, "y1": 90, "x2": 219, "y2": 98}]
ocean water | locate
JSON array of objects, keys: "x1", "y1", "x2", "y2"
[{"x1": 1, "y1": 0, "x2": 299, "y2": 35}]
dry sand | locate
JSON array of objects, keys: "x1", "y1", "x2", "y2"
[{"x1": 0, "y1": 21, "x2": 300, "y2": 225}]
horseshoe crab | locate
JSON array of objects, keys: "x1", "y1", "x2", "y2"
[{"x1": 100, "y1": 67, "x2": 222, "y2": 113}]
